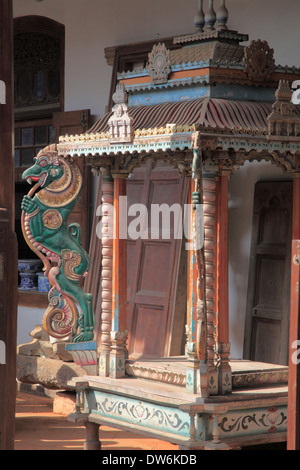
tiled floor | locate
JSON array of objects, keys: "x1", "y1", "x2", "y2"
[{"x1": 14, "y1": 392, "x2": 178, "y2": 451}]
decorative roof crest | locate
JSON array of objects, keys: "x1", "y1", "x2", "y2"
[
  {"x1": 147, "y1": 42, "x2": 171, "y2": 85},
  {"x1": 243, "y1": 39, "x2": 275, "y2": 81}
]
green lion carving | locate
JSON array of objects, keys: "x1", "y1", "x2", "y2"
[{"x1": 21, "y1": 144, "x2": 94, "y2": 343}]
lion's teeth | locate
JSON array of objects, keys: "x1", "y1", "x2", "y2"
[{"x1": 27, "y1": 177, "x2": 32, "y2": 184}]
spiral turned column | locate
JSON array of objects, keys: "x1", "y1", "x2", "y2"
[
  {"x1": 99, "y1": 170, "x2": 114, "y2": 377},
  {"x1": 185, "y1": 176, "x2": 209, "y2": 397},
  {"x1": 216, "y1": 172, "x2": 231, "y2": 394},
  {"x1": 110, "y1": 175, "x2": 128, "y2": 378},
  {"x1": 203, "y1": 176, "x2": 218, "y2": 395}
]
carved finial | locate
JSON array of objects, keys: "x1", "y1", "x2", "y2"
[
  {"x1": 194, "y1": 0, "x2": 205, "y2": 32},
  {"x1": 112, "y1": 82, "x2": 128, "y2": 105},
  {"x1": 216, "y1": 0, "x2": 228, "y2": 30},
  {"x1": 267, "y1": 80, "x2": 300, "y2": 139},
  {"x1": 275, "y1": 80, "x2": 293, "y2": 102},
  {"x1": 108, "y1": 82, "x2": 133, "y2": 144},
  {"x1": 204, "y1": 0, "x2": 216, "y2": 31}
]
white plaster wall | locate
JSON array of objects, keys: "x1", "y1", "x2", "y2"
[
  {"x1": 17, "y1": 307, "x2": 44, "y2": 346},
  {"x1": 13, "y1": 0, "x2": 300, "y2": 119},
  {"x1": 12, "y1": 0, "x2": 300, "y2": 353}
]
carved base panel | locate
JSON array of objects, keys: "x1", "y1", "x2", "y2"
[
  {"x1": 68, "y1": 375, "x2": 288, "y2": 450},
  {"x1": 66, "y1": 341, "x2": 98, "y2": 375},
  {"x1": 125, "y1": 357, "x2": 288, "y2": 391},
  {"x1": 109, "y1": 354, "x2": 126, "y2": 379}
]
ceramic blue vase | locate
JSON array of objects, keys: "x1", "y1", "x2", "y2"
[
  {"x1": 37, "y1": 272, "x2": 51, "y2": 292},
  {"x1": 19, "y1": 272, "x2": 38, "y2": 291},
  {"x1": 18, "y1": 259, "x2": 42, "y2": 291}
]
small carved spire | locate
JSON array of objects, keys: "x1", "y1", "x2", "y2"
[
  {"x1": 267, "y1": 80, "x2": 300, "y2": 139},
  {"x1": 108, "y1": 82, "x2": 134, "y2": 144},
  {"x1": 204, "y1": 0, "x2": 216, "y2": 31},
  {"x1": 194, "y1": 0, "x2": 205, "y2": 32},
  {"x1": 216, "y1": 0, "x2": 229, "y2": 30}
]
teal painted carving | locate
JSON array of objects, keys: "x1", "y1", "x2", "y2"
[{"x1": 21, "y1": 144, "x2": 95, "y2": 343}]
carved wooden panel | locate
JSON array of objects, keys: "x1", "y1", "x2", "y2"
[{"x1": 244, "y1": 181, "x2": 293, "y2": 365}]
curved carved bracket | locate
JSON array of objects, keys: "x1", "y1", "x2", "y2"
[
  {"x1": 203, "y1": 148, "x2": 297, "y2": 175},
  {"x1": 85, "y1": 150, "x2": 193, "y2": 177}
]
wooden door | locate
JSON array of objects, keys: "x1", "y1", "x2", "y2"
[
  {"x1": 126, "y1": 160, "x2": 187, "y2": 359},
  {"x1": 244, "y1": 181, "x2": 293, "y2": 365},
  {"x1": 53, "y1": 110, "x2": 91, "y2": 251}
]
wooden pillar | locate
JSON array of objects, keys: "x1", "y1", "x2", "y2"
[
  {"x1": 287, "y1": 175, "x2": 300, "y2": 449},
  {"x1": 203, "y1": 175, "x2": 219, "y2": 394},
  {"x1": 186, "y1": 178, "x2": 201, "y2": 393},
  {"x1": 98, "y1": 170, "x2": 114, "y2": 376},
  {"x1": 0, "y1": 0, "x2": 18, "y2": 450},
  {"x1": 84, "y1": 422, "x2": 101, "y2": 450},
  {"x1": 186, "y1": 177, "x2": 209, "y2": 397},
  {"x1": 216, "y1": 172, "x2": 232, "y2": 394},
  {"x1": 110, "y1": 175, "x2": 128, "y2": 378}
]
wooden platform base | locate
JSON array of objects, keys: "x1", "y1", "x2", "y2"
[
  {"x1": 67, "y1": 358, "x2": 289, "y2": 450},
  {"x1": 126, "y1": 357, "x2": 288, "y2": 390}
]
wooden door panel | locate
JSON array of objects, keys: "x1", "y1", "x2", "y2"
[
  {"x1": 137, "y1": 241, "x2": 172, "y2": 294},
  {"x1": 244, "y1": 181, "x2": 292, "y2": 365},
  {"x1": 132, "y1": 305, "x2": 166, "y2": 357},
  {"x1": 251, "y1": 318, "x2": 281, "y2": 364},
  {"x1": 255, "y1": 256, "x2": 285, "y2": 308},
  {"x1": 259, "y1": 209, "x2": 290, "y2": 244},
  {"x1": 126, "y1": 160, "x2": 187, "y2": 358}
]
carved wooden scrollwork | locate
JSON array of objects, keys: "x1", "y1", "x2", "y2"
[{"x1": 243, "y1": 39, "x2": 275, "y2": 81}]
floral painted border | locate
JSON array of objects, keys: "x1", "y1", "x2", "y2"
[
  {"x1": 92, "y1": 391, "x2": 191, "y2": 438},
  {"x1": 218, "y1": 406, "x2": 287, "y2": 437}
]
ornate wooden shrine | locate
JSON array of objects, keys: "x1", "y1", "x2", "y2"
[{"x1": 22, "y1": 1, "x2": 300, "y2": 450}]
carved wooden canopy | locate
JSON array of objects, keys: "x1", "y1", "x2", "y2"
[{"x1": 57, "y1": 29, "x2": 300, "y2": 176}]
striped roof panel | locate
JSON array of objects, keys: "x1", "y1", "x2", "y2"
[{"x1": 88, "y1": 98, "x2": 273, "y2": 134}]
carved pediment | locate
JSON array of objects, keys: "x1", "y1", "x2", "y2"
[
  {"x1": 147, "y1": 42, "x2": 171, "y2": 85},
  {"x1": 243, "y1": 39, "x2": 275, "y2": 81}
]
